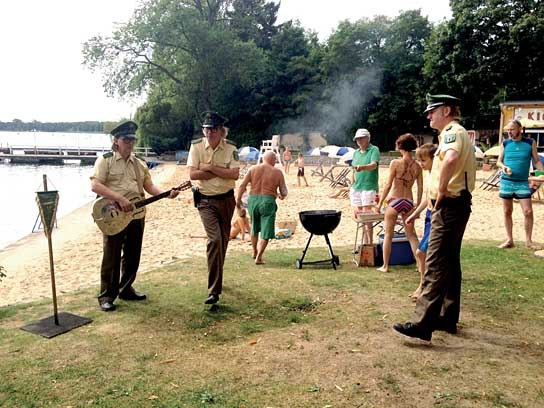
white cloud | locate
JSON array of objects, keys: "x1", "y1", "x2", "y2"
[{"x1": 0, "y1": 0, "x2": 451, "y2": 123}]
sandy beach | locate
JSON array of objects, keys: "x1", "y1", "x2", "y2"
[{"x1": 1, "y1": 162, "x2": 543, "y2": 307}]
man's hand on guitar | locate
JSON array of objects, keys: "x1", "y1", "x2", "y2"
[
  {"x1": 118, "y1": 196, "x2": 135, "y2": 212},
  {"x1": 168, "y1": 189, "x2": 180, "y2": 199}
]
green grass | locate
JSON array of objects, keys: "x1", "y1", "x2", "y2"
[{"x1": 0, "y1": 241, "x2": 543, "y2": 407}]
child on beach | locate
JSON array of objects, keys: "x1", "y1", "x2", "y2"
[
  {"x1": 295, "y1": 153, "x2": 309, "y2": 187},
  {"x1": 230, "y1": 207, "x2": 251, "y2": 241},
  {"x1": 405, "y1": 143, "x2": 437, "y2": 300}
]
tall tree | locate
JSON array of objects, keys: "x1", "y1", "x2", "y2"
[
  {"x1": 83, "y1": 0, "x2": 266, "y2": 122},
  {"x1": 424, "y1": 0, "x2": 544, "y2": 129}
]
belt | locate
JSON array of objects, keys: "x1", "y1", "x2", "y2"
[{"x1": 200, "y1": 189, "x2": 234, "y2": 200}]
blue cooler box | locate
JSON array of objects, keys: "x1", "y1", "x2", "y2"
[{"x1": 378, "y1": 233, "x2": 415, "y2": 265}]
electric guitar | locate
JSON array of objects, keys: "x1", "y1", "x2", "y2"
[{"x1": 92, "y1": 181, "x2": 192, "y2": 236}]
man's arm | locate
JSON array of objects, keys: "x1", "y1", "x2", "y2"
[
  {"x1": 189, "y1": 167, "x2": 215, "y2": 180},
  {"x1": 199, "y1": 163, "x2": 239, "y2": 180},
  {"x1": 236, "y1": 169, "x2": 252, "y2": 207},
  {"x1": 91, "y1": 178, "x2": 133, "y2": 212},
  {"x1": 531, "y1": 140, "x2": 544, "y2": 170},
  {"x1": 278, "y1": 173, "x2": 288, "y2": 199},
  {"x1": 435, "y1": 148, "x2": 459, "y2": 206}
]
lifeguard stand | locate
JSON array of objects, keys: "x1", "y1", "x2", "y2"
[{"x1": 258, "y1": 134, "x2": 282, "y2": 164}]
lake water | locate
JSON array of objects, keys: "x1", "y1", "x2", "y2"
[{"x1": 0, "y1": 131, "x2": 111, "y2": 249}]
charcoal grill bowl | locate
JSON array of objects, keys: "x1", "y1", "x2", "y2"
[{"x1": 299, "y1": 210, "x2": 342, "y2": 236}]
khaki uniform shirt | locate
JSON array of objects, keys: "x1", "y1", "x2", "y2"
[
  {"x1": 91, "y1": 151, "x2": 151, "y2": 198},
  {"x1": 187, "y1": 137, "x2": 240, "y2": 195},
  {"x1": 429, "y1": 121, "x2": 476, "y2": 199}
]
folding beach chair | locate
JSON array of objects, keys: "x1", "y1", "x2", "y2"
[
  {"x1": 479, "y1": 169, "x2": 501, "y2": 190},
  {"x1": 330, "y1": 167, "x2": 351, "y2": 188},
  {"x1": 311, "y1": 159, "x2": 324, "y2": 177}
]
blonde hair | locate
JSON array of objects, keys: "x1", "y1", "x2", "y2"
[{"x1": 416, "y1": 143, "x2": 437, "y2": 160}]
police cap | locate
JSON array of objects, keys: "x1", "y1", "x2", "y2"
[
  {"x1": 110, "y1": 120, "x2": 138, "y2": 139},
  {"x1": 201, "y1": 111, "x2": 228, "y2": 128},
  {"x1": 423, "y1": 93, "x2": 461, "y2": 114}
]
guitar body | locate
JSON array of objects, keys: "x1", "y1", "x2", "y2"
[
  {"x1": 92, "y1": 193, "x2": 146, "y2": 236},
  {"x1": 92, "y1": 181, "x2": 191, "y2": 236}
]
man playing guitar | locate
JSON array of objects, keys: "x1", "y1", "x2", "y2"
[{"x1": 90, "y1": 120, "x2": 179, "y2": 312}]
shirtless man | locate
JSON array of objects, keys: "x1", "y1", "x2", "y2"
[
  {"x1": 377, "y1": 133, "x2": 423, "y2": 273},
  {"x1": 236, "y1": 151, "x2": 288, "y2": 264}
]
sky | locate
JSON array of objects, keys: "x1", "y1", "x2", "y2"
[{"x1": 0, "y1": 0, "x2": 451, "y2": 123}]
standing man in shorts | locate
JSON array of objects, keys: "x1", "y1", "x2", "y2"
[
  {"x1": 236, "y1": 151, "x2": 288, "y2": 264},
  {"x1": 350, "y1": 128, "x2": 380, "y2": 244},
  {"x1": 497, "y1": 119, "x2": 544, "y2": 250}
]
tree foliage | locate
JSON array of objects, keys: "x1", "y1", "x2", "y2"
[
  {"x1": 424, "y1": 0, "x2": 544, "y2": 129},
  {"x1": 81, "y1": 0, "x2": 544, "y2": 152}
]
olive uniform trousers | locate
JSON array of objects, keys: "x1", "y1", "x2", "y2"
[
  {"x1": 98, "y1": 218, "x2": 145, "y2": 304},
  {"x1": 197, "y1": 194, "x2": 236, "y2": 296},
  {"x1": 412, "y1": 193, "x2": 472, "y2": 329}
]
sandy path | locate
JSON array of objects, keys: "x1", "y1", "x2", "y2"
[{"x1": 1, "y1": 163, "x2": 543, "y2": 307}]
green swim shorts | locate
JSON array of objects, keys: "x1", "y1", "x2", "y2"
[{"x1": 248, "y1": 194, "x2": 277, "y2": 240}]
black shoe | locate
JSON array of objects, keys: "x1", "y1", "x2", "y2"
[
  {"x1": 119, "y1": 290, "x2": 147, "y2": 301},
  {"x1": 393, "y1": 322, "x2": 432, "y2": 341},
  {"x1": 100, "y1": 302, "x2": 116, "y2": 312},
  {"x1": 204, "y1": 294, "x2": 219, "y2": 304},
  {"x1": 435, "y1": 319, "x2": 457, "y2": 334}
]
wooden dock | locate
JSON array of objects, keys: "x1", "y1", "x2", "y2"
[{"x1": 0, "y1": 146, "x2": 156, "y2": 165}]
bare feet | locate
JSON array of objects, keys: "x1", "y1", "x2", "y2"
[
  {"x1": 526, "y1": 242, "x2": 542, "y2": 250},
  {"x1": 255, "y1": 259, "x2": 265, "y2": 265},
  {"x1": 377, "y1": 266, "x2": 388, "y2": 273},
  {"x1": 409, "y1": 287, "x2": 422, "y2": 301},
  {"x1": 498, "y1": 241, "x2": 514, "y2": 249}
]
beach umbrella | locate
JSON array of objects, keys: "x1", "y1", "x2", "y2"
[
  {"x1": 320, "y1": 145, "x2": 340, "y2": 156},
  {"x1": 241, "y1": 150, "x2": 259, "y2": 161},
  {"x1": 238, "y1": 146, "x2": 258, "y2": 158},
  {"x1": 335, "y1": 146, "x2": 354, "y2": 157},
  {"x1": 339, "y1": 150, "x2": 355, "y2": 163},
  {"x1": 484, "y1": 145, "x2": 501, "y2": 157},
  {"x1": 474, "y1": 146, "x2": 485, "y2": 159},
  {"x1": 520, "y1": 118, "x2": 544, "y2": 129},
  {"x1": 307, "y1": 147, "x2": 322, "y2": 156}
]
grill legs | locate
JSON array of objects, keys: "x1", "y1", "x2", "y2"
[{"x1": 295, "y1": 233, "x2": 340, "y2": 270}]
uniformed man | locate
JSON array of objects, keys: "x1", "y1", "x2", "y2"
[
  {"x1": 393, "y1": 94, "x2": 476, "y2": 341},
  {"x1": 91, "y1": 120, "x2": 179, "y2": 312},
  {"x1": 187, "y1": 111, "x2": 239, "y2": 304}
]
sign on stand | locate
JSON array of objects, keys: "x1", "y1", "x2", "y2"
[{"x1": 21, "y1": 175, "x2": 92, "y2": 338}]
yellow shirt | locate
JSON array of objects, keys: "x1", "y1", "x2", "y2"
[
  {"x1": 91, "y1": 151, "x2": 151, "y2": 198},
  {"x1": 429, "y1": 121, "x2": 476, "y2": 199},
  {"x1": 187, "y1": 137, "x2": 240, "y2": 195}
]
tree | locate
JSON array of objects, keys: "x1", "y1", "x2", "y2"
[
  {"x1": 423, "y1": 0, "x2": 544, "y2": 129},
  {"x1": 318, "y1": 12, "x2": 432, "y2": 148},
  {"x1": 83, "y1": 0, "x2": 267, "y2": 128}
]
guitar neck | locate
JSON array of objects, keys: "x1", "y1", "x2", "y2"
[{"x1": 134, "y1": 190, "x2": 172, "y2": 209}]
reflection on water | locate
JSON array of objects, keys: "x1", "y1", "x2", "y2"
[{"x1": 0, "y1": 163, "x2": 96, "y2": 249}]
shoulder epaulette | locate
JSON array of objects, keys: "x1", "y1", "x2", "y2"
[
  {"x1": 445, "y1": 125, "x2": 453, "y2": 131},
  {"x1": 135, "y1": 153, "x2": 146, "y2": 161},
  {"x1": 102, "y1": 152, "x2": 114, "y2": 158},
  {"x1": 191, "y1": 138, "x2": 203, "y2": 144},
  {"x1": 226, "y1": 139, "x2": 237, "y2": 147}
]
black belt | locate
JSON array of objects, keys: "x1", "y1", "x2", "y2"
[{"x1": 200, "y1": 189, "x2": 234, "y2": 200}]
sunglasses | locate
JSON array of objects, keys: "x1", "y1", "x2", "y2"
[{"x1": 120, "y1": 137, "x2": 137, "y2": 143}]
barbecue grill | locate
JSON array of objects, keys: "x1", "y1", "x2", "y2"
[{"x1": 295, "y1": 210, "x2": 341, "y2": 269}]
